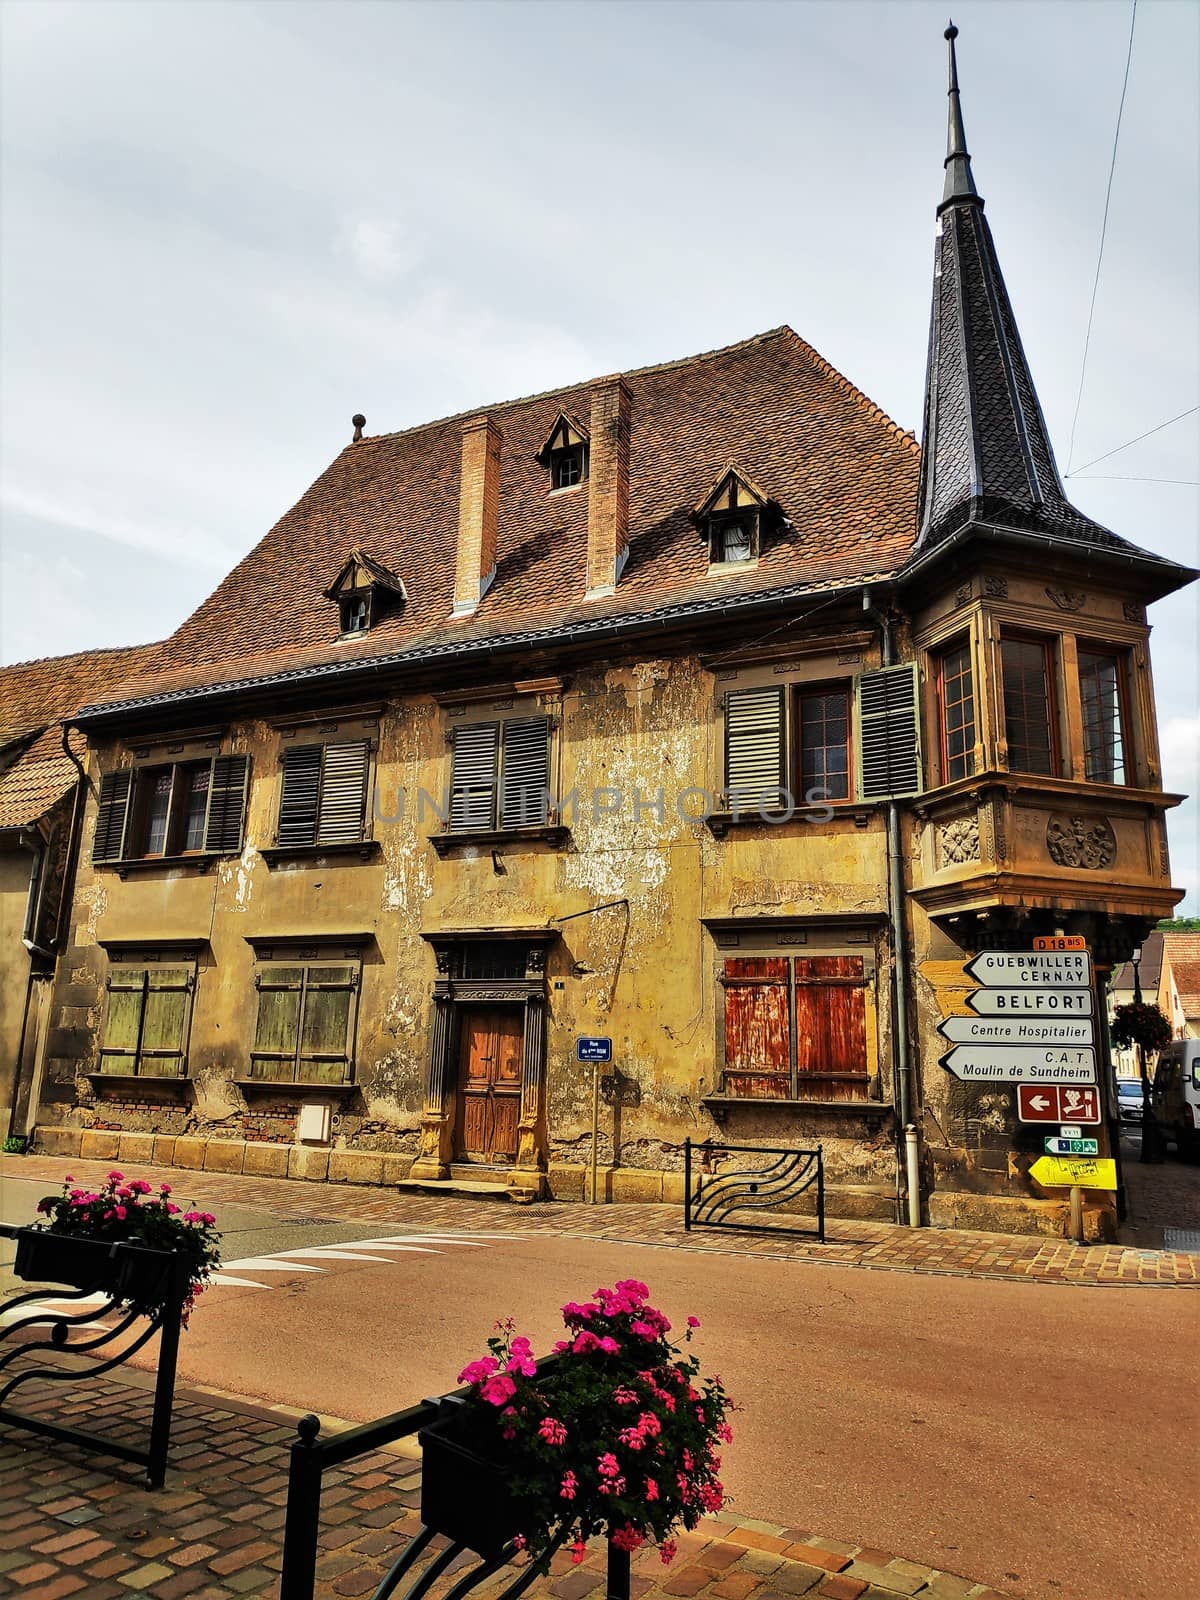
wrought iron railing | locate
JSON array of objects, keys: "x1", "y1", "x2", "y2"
[
  {"x1": 279, "y1": 1355, "x2": 631, "y2": 1600},
  {"x1": 0, "y1": 1224, "x2": 188, "y2": 1488},
  {"x1": 683, "y1": 1139, "x2": 825, "y2": 1241}
]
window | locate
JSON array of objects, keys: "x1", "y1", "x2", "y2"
[
  {"x1": 340, "y1": 593, "x2": 371, "y2": 635},
  {"x1": 722, "y1": 664, "x2": 920, "y2": 812},
  {"x1": 551, "y1": 443, "x2": 586, "y2": 490},
  {"x1": 276, "y1": 740, "x2": 372, "y2": 848},
  {"x1": 1001, "y1": 637, "x2": 1056, "y2": 775},
  {"x1": 721, "y1": 954, "x2": 868, "y2": 1100},
  {"x1": 99, "y1": 962, "x2": 195, "y2": 1077},
  {"x1": 448, "y1": 717, "x2": 550, "y2": 833},
  {"x1": 695, "y1": 467, "x2": 769, "y2": 567},
  {"x1": 708, "y1": 511, "x2": 757, "y2": 565},
  {"x1": 249, "y1": 961, "x2": 359, "y2": 1085},
  {"x1": 1079, "y1": 648, "x2": 1127, "y2": 784},
  {"x1": 936, "y1": 640, "x2": 977, "y2": 782},
  {"x1": 93, "y1": 756, "x2": 249, "y2": 865}
]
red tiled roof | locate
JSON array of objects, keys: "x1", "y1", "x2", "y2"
[
  {"x1": 1161, "y1": 932, "x2": 1200, "y2": 1021},
  {"x1": 81, "y1": 328, "x2": 920, "y2": 715},
  {"x1": 0, "y1": 642, "x2": 160, "y2": 828}
]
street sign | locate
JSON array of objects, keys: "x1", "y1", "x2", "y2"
[
  {"x1": 1028, "y1": 1155, "x2": 1117, "y2": 1190},
  {"x1": 939, "y1": 1046, "x2": 1097, "y2": 1083},
  {"x1": 937, "y1": 1015, "x2": 1094, "y2": 1046},
  {"x1": 965, "y1": 951, "x2": 1091, "y2": 987},
  {"x1": 575, "y1": 1036, "x2": 612, "y2": 1063},
  {"x1": 964, "y1": 988, "x2": 1093, "y2": 1016},
  {"x1": 1045, "y1": 1137, "x2": 1100, "y2": 1156},
  {"x1": 1033, "y1": 935, "x2": 1087, "y2": 951},
  {"x1": 1017, "y1": 1084, "x2": 1101, "y2": 1124}
]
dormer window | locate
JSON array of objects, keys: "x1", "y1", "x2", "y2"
[
  {"x1": 694, "y1": 466, "x2": 774, "y2": 568},
  {"x1": 324, "y1": 549, "x2": 407, "y2": 639},
  {"x1": 536, "y1": 411, "x2": 590, "y2": 492}
]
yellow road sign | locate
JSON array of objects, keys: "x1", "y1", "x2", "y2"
[{"x1": 1028, "y1": 1155, "x2": 1117, "y2": 1191}]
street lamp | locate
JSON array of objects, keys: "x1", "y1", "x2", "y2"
[{"x1": 1130, "y1": 946, "x2": 1157, "y2": 1164}]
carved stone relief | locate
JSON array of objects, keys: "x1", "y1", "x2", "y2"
[
  {"x1": 955, "y1": 582, "x2": 972, "y2": 608},
  {"x1": 983, "y1": 576, "x2": 1008, "y2": 599},
  {"x1": 1123, "y1": 601, "x2": 1147, "y2": 624},
  {"x1": 937, "y1": 814, "x2": 981, "y2": 868},
  {"x1": 1045, "y1": 814, "x2": 1117, "y2": 870},
  {"x1": 1045, "y1": 587, "x2": 1087, "y2": 612}
]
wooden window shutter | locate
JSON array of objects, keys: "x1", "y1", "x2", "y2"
[
  {"x1": 450, "y1": 723, "x2": 499, "y2": 832},
  {"x1": 204, "y1": 755, "x2": 250, "y2": 853},
  {"x1": 794, "y1": 957, "x2": 867, "y2": 1076},
  {"x1": 277, "y1": 745, "x2": 322, "y2": 847},
  {"x1": 500, "y1": 717, "x2": 550, "y2": 829},
  {"x1": 251, "y1": 966, "x2": 304, "y2": 1078},
  {"x1": 298, "y1": 964, "x2": 357, "y2": 1085},
  {"x1": 857, "y1": 664, "x2": 922, "y2": 799},
  {"x1": 140, "y1": 968, "x2": 192, "y2": 1074},
  {"x1": 100, "y1": 967, "x2": 146, "y2": 1070},
  {"x1": 316, "y1": 741, "x2": 370, "y2": 843},
  {"x1": 724, "y1": 687, "x2": 785, "y2": 806},
  {"x1": 722, "y1": 956, "x2": 791, "y2": 1099},
  {"x1": 93, "y1": 771, "x2": 132, "y2": 862}
]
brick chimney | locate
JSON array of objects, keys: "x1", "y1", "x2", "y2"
[
  {"x1": 453, "y1": 414, "x2": 503, "y2": 616},
  {"x1": 585, "y1": 376, "x2": 631, "y2": 597}
]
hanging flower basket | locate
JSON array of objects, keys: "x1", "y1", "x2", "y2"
[
  {"x1": 419, "y1": 1398, "x2": 526, "y2": 1559},
  {"x1": 1111, "y1": 1002, "x2": 1173, "y2": 1055}
]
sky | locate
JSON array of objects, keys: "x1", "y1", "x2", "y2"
[{"x1": 1, "y1": 0, "x2": 1197, "y2": 906}]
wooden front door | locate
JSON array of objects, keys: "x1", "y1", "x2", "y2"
[{"x1": 456, "y1": 1006, "x2": 524, "y2": 1162}]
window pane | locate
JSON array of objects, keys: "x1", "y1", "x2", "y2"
[
  {"x1": 799, "y1": 689, "x2": 850, "y2": 801},
  {"x1": 144, "y1": 770, "x2": 173, "y2": 855},
  {"x1": 939, "y1": 643, "x2": 976, "y2": 781},
  {"x1": 1079, "y1": 650, "x2": 1126, "y2": 783},
  {"x1": 1001, "y1": 639, "x2": 1055, "y2": 775},
  {"x1": 181, "y1": 766, "x2": 210, "y2": 852}
]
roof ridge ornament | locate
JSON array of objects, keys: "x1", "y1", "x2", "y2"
[{"x1": 941, "y1": 21, "x2": 980, "y2": 209}]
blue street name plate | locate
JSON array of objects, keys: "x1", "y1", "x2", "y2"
[
  {"x1": 576, "y1": 1036, "x2": 613, "y2": 1063},
  {"x1": 1044, "y1": 1136, "x2": 1100, "y2": 1156}
]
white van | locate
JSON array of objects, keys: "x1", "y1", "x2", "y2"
[{"x1": 1152, "y1": 1040, "x2": 1200, "y2": 1162}]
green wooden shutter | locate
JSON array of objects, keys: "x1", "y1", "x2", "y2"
[
  {"x1": 277, "y1": 746, "x2": 322, "y2": 847},
  {"x1": 500, "y1": 718, "x2": 550, "y2": 828},
  {"x1": 93, "y1": 771, "x2": 132, "y2": 862},
  {"x1": 857, "y1": 664, "x2": 922, "y2": 799},
  {"x1": 99, "y1": 967, "x2": 146, "y2": 1071},
  {"x1": 250, "y1": 966, "x2": 304, "y2": 1079},
  {"x1": 316, "y1": 741, "x2": 370, "y2": 843},
  {"x1": 724, "y1": 686, "x2": 785, "y2": 807},
  {"x1": 298, "y1": 964, "x2": 357, "y2": 1084},
  {"x1": 450, "y1": 723, "x2": 499, "y2": 831},
  {"x1": 204, "y1": 755, "x2": 250, "y2": 853},
  {"x1": 139, "y1": 968, "x2": 192, "y2": 1075}
]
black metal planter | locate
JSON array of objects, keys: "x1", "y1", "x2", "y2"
[
  {"x1": 418, "y1": 1397, "x2": 526, "y2": 1559},
  {"x1": 14, "y1": 1229, "x2": 172, "y2": 1307}
]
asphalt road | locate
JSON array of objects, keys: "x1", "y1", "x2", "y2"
[{"x1": 3, "y1": 1171, "x2": 1196, "y2": 1600}]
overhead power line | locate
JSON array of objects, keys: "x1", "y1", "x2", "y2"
[
  {"x1": 1065, "y1": 0, "x2": 1138, "y2": 475},
  {"x1": 1066, "y1": 405, "x2": 1199, "y2": 477}
]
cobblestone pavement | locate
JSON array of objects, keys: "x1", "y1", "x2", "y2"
[
  {"x1": 0, "y1": 1372, "x2": 1014, "y2": 1600},
  {"x1": 1116, "y1": 1129, "x2": 1200, "y2": 1248},
  {"x1": 2, "y1": 1155, "x2": 1196, "y2": 1287}
]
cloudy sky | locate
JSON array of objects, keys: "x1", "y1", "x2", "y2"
[{"x1": 2, "y1": 0, "x2": 1197, "y2": 905}]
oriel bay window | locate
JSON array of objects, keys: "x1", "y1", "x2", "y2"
[
  {"x1": 276, "y1": 740, "x2": 372, "y2": 848},
  {"x1": 93, "y1": 755, "x2": 249, "y2": 864},
  {"x1": 448, "y1": 716, "x2": 551, "y2": 833},
  {"x1": 935, "y1": 639, "x2": 977, "y2": 782},
  {"x1": 249, "y1": 960, "x2": 360, "y2": 1085},
  {"x1": 99, "y1": 961, "x2": 195, "y2": 1078},
  {"x1": 720, "y1": 954, "x2": 870, "y2": 1101},
  {"x1": 1000, "y1": 636, "x2": 1057, "y2": 775}
]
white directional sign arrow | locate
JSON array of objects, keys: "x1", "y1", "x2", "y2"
[
  {"x1": 964, "y1": 988, "x2": 1093, "y2": 1016},
  {"x1": 938, "y1": 1045, "x2": 1098, "y2": 1083},
  {"x1": 937, "y1": 1015, "x2": 1095, "y2": 1046},
  {"x1": 965, "y1": 951, "x2": 1092, "y2": 987}
]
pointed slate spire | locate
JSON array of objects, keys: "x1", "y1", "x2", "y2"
[
  {"x1": 942, "y1": 23, "x2": 978, "y2": 206},
  {"x1": 915, "y1": 23, "x2": 1125, "y2": 552}
]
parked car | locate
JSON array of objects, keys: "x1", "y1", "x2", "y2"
[
  {"x1": 1116, "y1": 1079, "x2": 1145, "y2": 1122},
  {"x1": 1153, "y1": 1041, "x2": 1200, "y2": 1161}
]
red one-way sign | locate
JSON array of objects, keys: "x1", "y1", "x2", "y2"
[{"x1": 1017, "y1": 1084, "x2": 1101, "y2": 1125}]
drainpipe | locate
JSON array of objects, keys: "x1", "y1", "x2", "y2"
[{"x1": 863, "y1": 591, "x2": 921, "y2": 1227}]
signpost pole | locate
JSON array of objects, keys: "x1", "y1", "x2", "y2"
[
  {"x1": 590, "y1": 1058, "x2": 600, "y2": 1206},
  {"x1": 1069, "y1": 1185, "x2": 1084, "y2": 1244}
]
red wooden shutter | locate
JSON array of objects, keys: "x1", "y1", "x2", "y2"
[
  {"x1": 722, "y1": 956, "x2": 790, "y2": 1099},
  {"x1": 794, "y1": 956, "x2": 867, "y2": 1089}
]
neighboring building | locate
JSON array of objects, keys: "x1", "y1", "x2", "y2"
[
  {"x1": 23, "y1": 32, "x2": 1196, "y2": 1236},
  {"x1": 1, "y1": 644, "x2": 158, "y2": 1142},
  {"x1": 1160, "y1": 932, "x2": 1200, "y2": 1039}
]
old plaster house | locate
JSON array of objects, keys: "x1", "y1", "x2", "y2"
[{"x1": 7, "y1": 31, "x2": 1194, "y2": 1236}]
